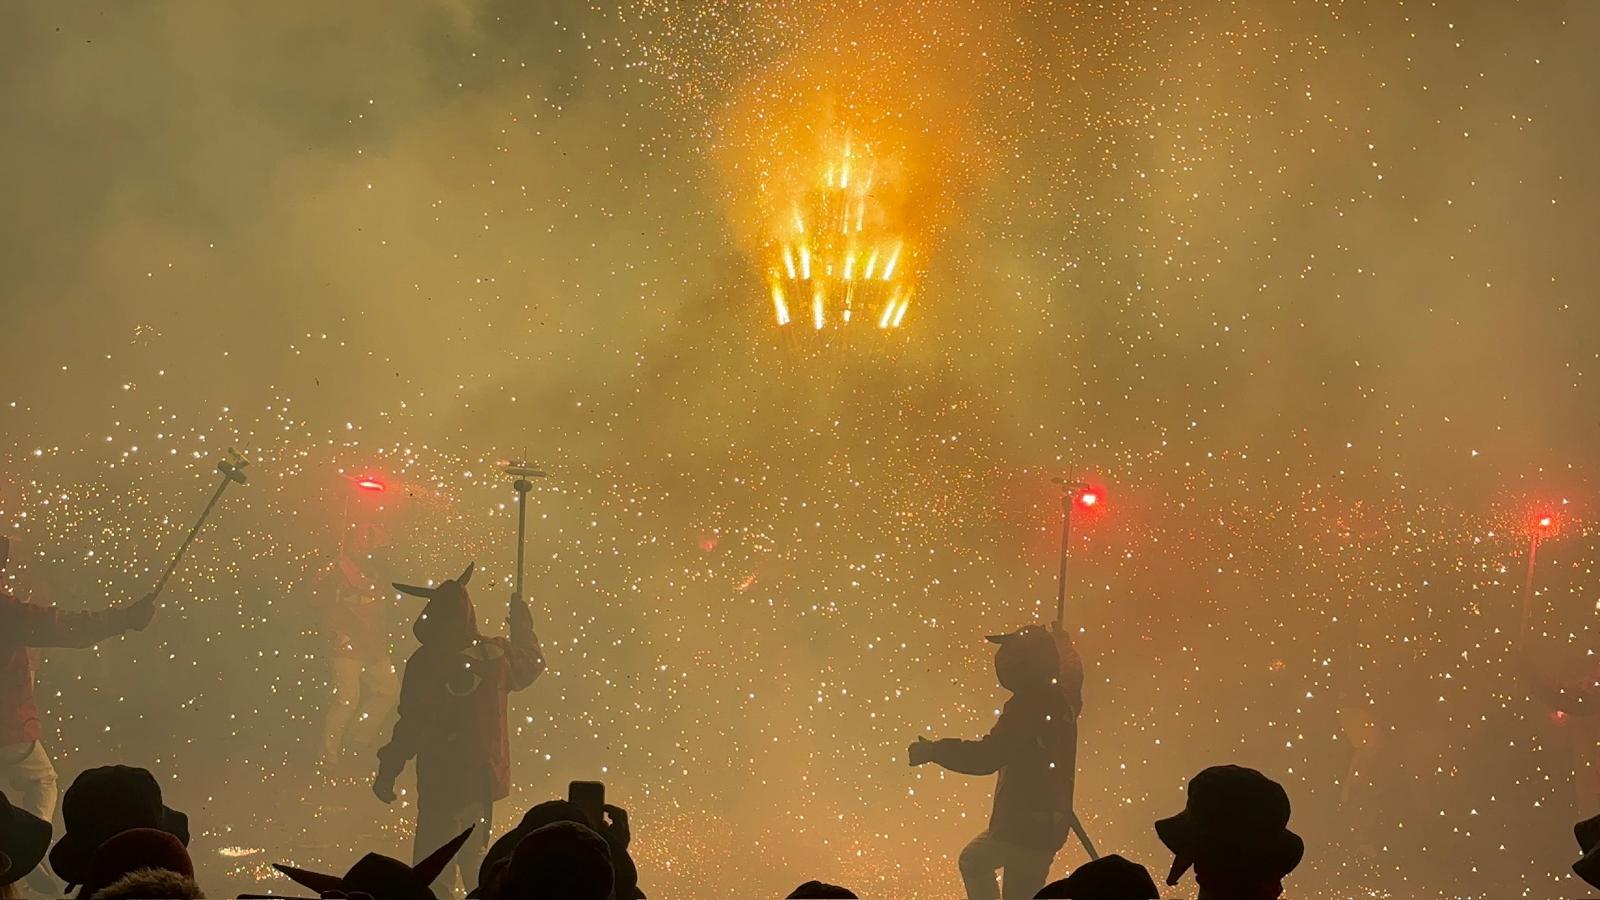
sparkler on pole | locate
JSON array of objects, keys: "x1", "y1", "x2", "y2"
[
  {"x1": 1051, "y1": 479, "x2": 1100, "y2": 628},
  {"x1": 1518, "y1": 511, "x2": 1559, "y2": 649},
  {"x1": 149, "y1": 448, "x2": 249, "y2": 601},
  {"x1": 331, "y1": 474, "x2": 386, "y2": 605},
  {"x1": 1050, "y1": 476, "x2": 1102, "y2": 861},
  {"x1": 503, "y1": 462, "x2": 546, "y2": 602}
]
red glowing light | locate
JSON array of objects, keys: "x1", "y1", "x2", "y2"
[
  {"x1": 355, "y1": 477, "x2": 386, "y2": 493},
  {"x1": 1537, "y1": 515, "x2": 1554, "y2": 529},
  {"x1": 1076, "y1": 490, "x2": 1101, "y2": 510}
]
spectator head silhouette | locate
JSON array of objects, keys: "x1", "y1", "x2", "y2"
[
  {"x1": 985, "y1": 625, "x2": 1060, "y2": 693},
  {"x1": 787, "y1": 880, "x2": 858, "y2": 898},
  {"x1": 1155, "y1": 765, "x2": 1302, "y2": 899},
  {"x1": 50, "y1": 766, "x2": 190, "y2": 891},
  {"x1": 273, "y1": 826, "x2": 473, "y2": 900},
  {"x1": 393, "y1": 562, "x2": 481, "y2": 650},
  {"x1": 473, "y1": 799, "x2": 589, "y2": 896},
  {"x1": 78, "y1": 827, "x2": 194, "y2": 900},
  {"x1": 1033, "y1": 854, "x2": 1159, "y2": 898},
  {"x1": 472, "y1": 799, "x2": 641, "y2": 900},
  {"x1": 498, "y1": 820, "x2": 613, "y2": 900},
  {"x1": 0, "y1": 790, "x2": 50, "y2": 891},
  {"x1": 1574, "y1": 812, "x2": 1600, "y2": 887},
  {"x1": 88, "y1": 867, "x2": 204, "y2": 900}
]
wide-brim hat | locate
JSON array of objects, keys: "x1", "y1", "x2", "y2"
[
  {"x1": 50, "y1": 766, "x2": 189, "y2": 888},
  {"x1": 788, "y1": 880, "x2": 859, "y2": 898},
  {"x1": 470, "y1": 799, "x2": 590, "y2": 897},
  {"x1": 0, "y1": 790, "x2": 51, "y2": 887},
  {"x1": 1155, "y1": 765, "x2": 1303, "y2": 880},
  {"x1": 1034, "y1": 854, "x2": 1159, "y2": 898},
  {"x1": 275, "y1": 825, "x2": 472, "y2": 900}
]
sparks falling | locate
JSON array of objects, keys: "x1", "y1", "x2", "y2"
[{"x1": 764, "y1": 131, "x2": 917, "y2": 331}]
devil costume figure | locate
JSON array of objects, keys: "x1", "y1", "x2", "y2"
[
  {"x1": 909, "y1": 624, "x2": 1081, "y2": 900},
  {"x1": 374, "y1": 563, "x2": 545, "y2": 892}
]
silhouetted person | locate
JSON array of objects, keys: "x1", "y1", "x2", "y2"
[
  {"x1": 274, "y1": 825, "x2": 473, "y2": 900},
  {"x1": 909, "y1": 625, "x2": 1075, "y2": 900},
  {"x1": 0, "y1": 790, "x2": 50, "y2": 900},
  {"x1": 496, "y1": 820, "x2": 613, "y2": 900},
  {"x1": 317, "y1": 523, "x2": 399, "y2": 769},
  {"x1": 1155, "y1": 765, "x2": 1303, "y2": 900},
  {"x1": 374, "y1": 563, "x2": 545, "y2": 893},
  {"x1": 474, "y1": 799, "x2": 642, "y2": 899},
  {"x1": 1573, "y1": 812, "x2": 1600, "y2": 888},
  {"x1": 0, "y1": 534, "x2": 157, "y2": 893},
  {"x1": 787, "y1": 880, "x2": 858, "y2": 898},
  {"x1": 1033, "y1": 854, "x2": 1158, "y2": 899},
  {"x1": 78, "y1": 827, "x2": 197, "y2": 900},
  {"x1": 49, "y1": 766, "x2": 189, "y2": 895}
]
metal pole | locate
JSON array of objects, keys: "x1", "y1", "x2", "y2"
[
  {"x1": 1048, "y1": 477, "x2": 1096, "y2": 860},
  {"x1": 1069, "y1": 813, "x2": 1100, "y2": 861},
  {"x1": 150, "y1": 454, "x2": 247, "y2": 599},
  {"x1": 1519, "y1": 534, "x2": 1539, "y2": 648},
  {"x1": 1056, "y1": 492, "x2": 1072, "y2": 628},
  {"x1": 333, "y1": 490, "x2": 351, "y2": 605},
  {"x1": 513, "y1": 479, "x2": 530, "y2": 598},
  {"x1": 504, "y1": 464, "x2": 545, "y2": 600}
]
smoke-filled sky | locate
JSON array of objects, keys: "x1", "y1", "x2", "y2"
[{"x1": 4, "y1": 2, "x2": 1600, "y2": 897}]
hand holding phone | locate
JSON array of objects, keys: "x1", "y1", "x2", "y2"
[{"x1": 569, "y1": 779, "x2": 605, "y2": 827}]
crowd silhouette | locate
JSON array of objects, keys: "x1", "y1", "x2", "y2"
[
  {"x1": 6, "y1": 548, "x2": 1600, "y2": 898},
  {"x1": 12, "y1": 756, "x2": 1600, "y2": 898}
]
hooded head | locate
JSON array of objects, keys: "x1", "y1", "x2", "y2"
[
  {"x1": 80, "y1": 828, "x2": 194, "y2": 900},
  {"x1": 501, "y1": 821, "x2": 613, "y2": 900},
  {"x1": 394, "y1": 563, "x2": 481, "y2": 649},
  {"x1": 986, "y1": 625, "x2": 1059, "y2": 693},
  {"x1": 274, "y1": 826, "x2": 473, "y2": 900}
]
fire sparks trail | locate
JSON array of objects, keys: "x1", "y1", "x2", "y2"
[{"x1": 765, "y1": 131, "x2": 918, "y2": 331}]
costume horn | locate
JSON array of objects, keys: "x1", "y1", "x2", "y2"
[
  {"x1": 456, "y1": 561, "x2": 475, "y2": 586},
  {"x1": 392, "y1": 582, "x2": 435, "y2": 599},
  {"x1": 273, "y1": 863, "x2": 346, "y2": 895},
  {"x1": 414, "y1": 826, "x2": 474, "y2": 887}
]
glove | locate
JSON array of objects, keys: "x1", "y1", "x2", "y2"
[
  {"x1": 121, "y1": 593, "x2": 158, "y2": 632},
  {"x1": 601, "y1": 803, "x2": 631, "y2": 849},
  {"x1": 372, "y1": 775, "x2": 397, "y2": 805},
  {"x1": 908, "y1": 736, "x2": 936, "y2": 766}
]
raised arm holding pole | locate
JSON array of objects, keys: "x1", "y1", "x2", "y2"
[{"x1": 150, "y1": 448, "x2": 250, "y2": 601}]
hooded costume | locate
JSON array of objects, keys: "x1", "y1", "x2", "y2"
[
  {"x1": 374, "y1": 563, "x2": 545, "y2": 891},
  {"x1": 274, "y1": 826, "x2": 474, "y2": 900},
  {"x1": 318, "y1": 524, "x2": 399, "y2": 766},
  {"x1": 911, "y1": 625, "x2": 1078, "y2": 900}
]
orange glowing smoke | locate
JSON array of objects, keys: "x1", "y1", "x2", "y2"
[{"x1": 711, "y1": 2, "x2": 1006, "y2": 336}]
